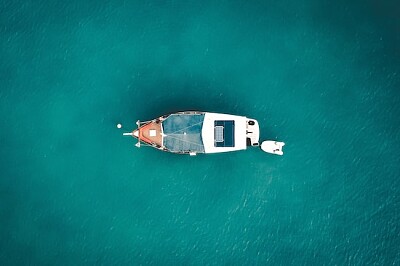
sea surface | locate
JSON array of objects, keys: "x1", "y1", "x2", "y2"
[{"x1": 1, "y1": 0, "x2": 399, "y2": 265}]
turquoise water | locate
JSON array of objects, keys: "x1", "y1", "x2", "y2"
[{"x1": 1, "y1": 0, "x2": 400, "y2": 265}]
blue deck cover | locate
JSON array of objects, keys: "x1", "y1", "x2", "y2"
[{"x1": 162, "y1": 114, "x2": 205, "y2": 153}]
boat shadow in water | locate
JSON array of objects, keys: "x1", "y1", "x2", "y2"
[{"x1": 123, "y1": 78, "x2": 248, "y2": 119}]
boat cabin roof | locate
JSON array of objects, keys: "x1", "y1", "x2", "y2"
[{"x1": 202, "y1": 113, "x2": 247, "y2": 153}]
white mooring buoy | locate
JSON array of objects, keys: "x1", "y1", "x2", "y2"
[{"x1": 117, "y1": 123, "x2": 122, "y2": 129}]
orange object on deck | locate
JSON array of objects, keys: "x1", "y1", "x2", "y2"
[{"x1": 138, "y1": 123, "x2": 153, "y2": 144}]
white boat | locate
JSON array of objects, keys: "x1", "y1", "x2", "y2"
[
  {"x1": 122, "y1": 111, "x2": 283, "y2": 155},
  {"x1": 260, "y1": 141, "x2": 285, "y2": 155}
]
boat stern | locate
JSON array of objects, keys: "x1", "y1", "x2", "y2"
[{"x1": 246, "y1": 118, "x2": 260, "y2": 146}]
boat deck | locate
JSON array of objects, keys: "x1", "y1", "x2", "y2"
[
  {"x1": 162, "y1": 113, "x2": 205, "y2": 153},
  {"x1": 135, "y1": 121, "x2": 163, "y2": 147}
]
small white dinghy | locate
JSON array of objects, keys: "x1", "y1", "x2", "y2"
[{"x1": 261, "y1": 141, "x2": 285, "y2": 155}]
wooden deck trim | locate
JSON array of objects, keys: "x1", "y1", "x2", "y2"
[{"x1": 137, "y1": 121, "x2": 163, "y2": 147}]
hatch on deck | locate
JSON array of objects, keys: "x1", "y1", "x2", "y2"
[{"x1": 214, "y1": 120, "x2": 235, "y2": 147}]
